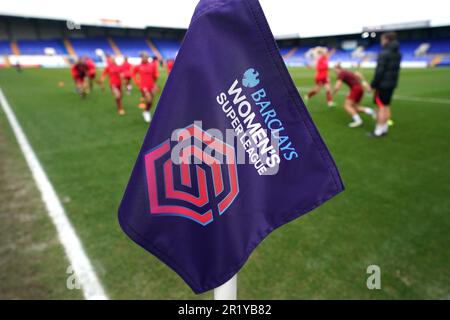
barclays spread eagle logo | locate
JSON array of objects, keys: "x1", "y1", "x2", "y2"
[{"x1": 242, "y1": 68, "x2": 260, "y2": 88}]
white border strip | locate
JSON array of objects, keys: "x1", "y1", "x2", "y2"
[{"x1": 0, "y1": 88, "x2": 108, "y2": 300}]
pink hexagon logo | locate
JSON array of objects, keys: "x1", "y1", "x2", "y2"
[{"x1": 144, "y1": 124, "x2": 239, "y2": 226}]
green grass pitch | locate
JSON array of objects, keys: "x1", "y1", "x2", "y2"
[{"x1": 0, "y1": 66, "x2": 449, "y2": 299}]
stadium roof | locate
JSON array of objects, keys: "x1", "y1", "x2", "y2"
[{"x1": 1, "y1": 0, "x2": 449, "y2": 38}]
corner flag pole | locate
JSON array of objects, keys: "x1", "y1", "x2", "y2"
[{"x1": 213, "y1": 274, "x2": 237, "y2": 300}]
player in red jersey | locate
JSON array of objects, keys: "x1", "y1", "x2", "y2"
[
  {"x1": 104, "y1": 54, "x2": 114, "y2": 67},
  {"x1": 133, "y1": 52, "x2": 159, "y2": 123},
  {"x1": 151, "y1": 55, "x2": 161, "y2": 94},
  {"x1": 305, "y1": 48, "x2": 335, "y2": 107},
  {"x1": 332, "y1": 64, "x2": 374, "y2": 128},
  {"x1": 84, "y1": 56, "x2": 97, "y2": 92},
  {"x1": 151, "y1": 56, "x2": 160, "y2": 72},
  {"x1": 166, "y1": 58, "x2": 175, "y2": 74},
  {"x1": 101, "y1": 57, "x2": 125, "y2": 115},
  {"x1": 121, "y1": 56, "x2": 133, "y2": 95},
  {"x1": 71, "y1": 59, "x2": 88, "y2": 98}
]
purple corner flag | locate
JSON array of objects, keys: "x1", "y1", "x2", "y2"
[{"x1": 118, "y1": 0, "x2": 344, "y2": 294}]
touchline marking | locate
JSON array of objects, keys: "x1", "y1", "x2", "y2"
[
  {"x1": 0, "y1": 88, "x2": 108, "y2": 300},
  {"x1": 297, "y1": 86, "x2": 450, "y2": 105}
]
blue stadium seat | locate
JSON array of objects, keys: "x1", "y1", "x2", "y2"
[
  {"x1": 70, "y1": 37, "x2": 114, "y2": 60},
  {"x1": 279, "y1": 46, "x2": 295, "y2": 57},
  {"x1": 152, "y1": 38, "x2": 180, "y2": 59},
  {"x1": 428, "y1": 39, "x2": 450, "y2": 54},
  {"x1": 0, "y1": 41, "x2": 12, "y2": 55},
  {"x1": 113, "y1": 37, "x2": 150, "y2": 57},
  {"x1": 330, "y1": 49, "x2": 356, "y2": 63},
  {"x1": 278, "y1": 46, "x2": 309, "y2": 65},
  {"x1": 17, "y1": 39, "x2": 67, "y2": 55},
  {"x1": 437, "y1": 56, "x2": 450, "y2": 66},
  {"x1": 364, "y1": 40, "x2": 450, "y2": 64}
]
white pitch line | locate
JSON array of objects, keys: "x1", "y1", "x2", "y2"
[
  {"x1": 0, "y1": 88, "x2": 108, "y2": 300},
  {"x1": 392, "y1": 94, "x2": 450, "y2": 105},
  {"x1": 297, "y1": 86, "x2": 450, "y2": 105}
]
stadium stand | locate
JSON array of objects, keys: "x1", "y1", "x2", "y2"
[
  {"x1": 152, "y1": 39, "x2": 180, "y2": 59},
  {"x1": 113, "y1": 37, "x2": 152, "y2": 57},
  {"x1": 17, "y1": 39, "x2": 67, "y2": 55},
  {"x1": 428, "y1": 38, "x2": 450, "y2": 54},
  {"x1": 70, "y1": 37, "x2": 114, "y2": 61},
  {"x1": 329, "y1": 49, "x2": 354, "y2": 62},
  {"x1": 280, "y1": 46, "x2": 310, "y2": 66},
  {"x1": 3, "y1": 36, "x2": 450, "y2": 67},
  {"x1": 0, "y1": 40, "x2": 12, "y2": 55},
  {"x1": 279, "y1": 46, "x2": 293, "y2": 57},
  {"x1": 280, "y1": 38, "x2": 450, "y2": 67},
  {"x1": 1, "y1": 14, "x2": 450, "y2": 67}
]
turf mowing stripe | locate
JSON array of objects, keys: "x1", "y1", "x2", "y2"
[
  {"x1": 297, "y1": 86, "x2": 450, "y2": 105},
  {"x1": 0, "y1": 88, "x2": 108, "y2": 300}
]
